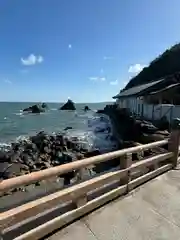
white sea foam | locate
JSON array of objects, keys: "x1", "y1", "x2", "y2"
[
  {"x1": 0, "y1": 109, "x2": 117, "y2": 154},
  {"x1": 15, "y1": 112, "x2": 23, "y2": 116},
  {"x1": 0, "y1": 142, "x2": 11, "y2": 151},
  {"x1": 65, "y1": 113, "x2": 118, "y2": 153}
]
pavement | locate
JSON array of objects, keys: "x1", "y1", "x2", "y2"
[{"x1": 47, "y1": 166, "x2": 180, "y2": 240}]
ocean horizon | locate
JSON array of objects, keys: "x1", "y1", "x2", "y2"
[{"x1": 0, "y1": 101, "x2": 115, "y2": 151}]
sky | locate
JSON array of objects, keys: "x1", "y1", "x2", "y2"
[{"x1": 1, "y1": 0, "x2": 180, "y2": 102}]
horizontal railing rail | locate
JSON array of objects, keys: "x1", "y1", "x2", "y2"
[
  {"x1": 0, "y1": 119, "x2": 180, "y2": 240},
  {"x1": 0, "y1": 139, "x2": 168, "y2": 193}
]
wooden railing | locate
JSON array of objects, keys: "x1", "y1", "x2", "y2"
[{"x1": 0, "y1": 119, "x2": 180, "y2": 240}]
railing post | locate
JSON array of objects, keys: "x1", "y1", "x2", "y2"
[
  {"x1": 120, "y1": 153, "x2": 132, "y2": 186},
  {"x1": 77, "y1": 167, "x2": 90, "y2": 182},
  {"x1": 74, "y1": 168, "x2": 88, "y2": 207},
  {"x1": 168, "y1": 118, "x2": 180, "y2": 168}
]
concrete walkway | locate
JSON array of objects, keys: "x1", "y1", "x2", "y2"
[{"x1": 47, "y1": 166, "x2": 180, "y2": 240}]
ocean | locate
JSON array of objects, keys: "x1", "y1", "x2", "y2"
[{"x1": 0, "y1": 102, "x2": 117, "y2": 152}]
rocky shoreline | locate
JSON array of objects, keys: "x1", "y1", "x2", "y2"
[
  {"x1": 0, "y1": 129, "x2": 106, "y2": 196},
  {"x1": 97, "y1": 104, "x2": 170, "y2": 159},
  {"x1": 0, "y1": 104, "x2": 170, "y2": 198}
]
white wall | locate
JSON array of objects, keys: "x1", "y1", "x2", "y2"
[{"x1": 117, "y1": 98, "x2": 180, "y2": 123}]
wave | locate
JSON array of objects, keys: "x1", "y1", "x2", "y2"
[
  {"x1": 0, "y1": 111, "x2": 118, "y2": 153},
  {"x1": 14, "y1": 112, "x2": 24, "y2": 116},
  {"x1": 64, "y1": 113, "x2": 118, "y2": 153},
  {"x1": 0, "y1": 142, "x2": 11, "y2": 151}
]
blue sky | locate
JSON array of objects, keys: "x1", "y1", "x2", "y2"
[{"x1": 1, "y1": 0, "x2": 180, "y2": 102}]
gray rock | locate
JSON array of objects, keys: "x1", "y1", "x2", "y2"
[
  {"x1": 0, "y1": 162, "x2": 21, "y2": 179},
  {"x1": 21, "y1": 164, "x2": 30, "y2": 171},
  {"x1": 23, "y1": 104, "x2": 46, "y2": 113},
  {"x1": 60, "y1": 99, "x2": 76, "y2": 110},
  {"x1": 64, "y1": 127, "x2": 73, "y2": 131},
  {"x1": 44, "y1": 146, "x2": 51, "y2": 154}
]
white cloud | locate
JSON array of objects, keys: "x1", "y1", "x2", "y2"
[
  {"x1": 68, "y1": 44, "x2": 72, "y2": 49},
  {"x1": 128, "y1": 63, "x2": 147, "y2": 74},
  {"x1": 103, "y1": 56, "x2": 113, "y2": 60},
  {"x1": 21, "y1": 54, "x2": 44, "y2": 66},
  {"x1": 89, "y1": 77, "x2": 106, "y2": 82},
  {"x1": 110, "y1": 79, "x2": 118, "y2": 85},
  {"x1": 37, "y1": 55, "x2": 43, "y2": 63},
  {"x1": 4, "y1": 79, "x2": 12, "y2": 84}
]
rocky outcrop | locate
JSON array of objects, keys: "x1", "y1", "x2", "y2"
[
  {"x1": 42, "y1": 103, "x2": 48, "y2": 109},
  {"x1": 23, "y1": 103, "x2": 47, "y2": 113},
  {"x1": 60, "y1": 100, "x2": 76, "y2": 110},
  {"x1": 0, "y1": 130, "x2": 104, "y2": 195},
  {"x1": 84, "y1": 106, "x2": 90, "y2": 111},
  {"x1": 97, "y1": 105, "x2": 169, "y2": 163}
]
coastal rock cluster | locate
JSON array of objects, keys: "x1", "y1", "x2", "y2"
[
  {"x1": 23, "y1": 100, "x2": 91, "y2": 112},
  {"x1": 101, "y1": 104, "x2": 169, "y2": 142},
  {"x1": 0, "y1": 130, "x2": 101, "y2": 194},
  {"x1": 98, "y1": 104, "x2": 169, "y2": 161},
  {"x1": 23, "y1": 103, "x2": 48, "y2": 113}
]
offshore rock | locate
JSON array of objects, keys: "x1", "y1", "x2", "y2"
[
  {"x1": 60, "y1": 99, "x2": 76, "y2": 110},
  {"x1": 84, "y1": 106, "x2": 91, "y2": 111},
  {"x1": 23, "y1": 104, "x2": 46, "y2": 113}
]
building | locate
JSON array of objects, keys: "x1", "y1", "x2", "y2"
[{"x1": 113, "y1": 73, "x2": 180, "y2": 121}]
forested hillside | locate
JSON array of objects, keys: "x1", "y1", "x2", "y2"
[{"x1": 125, "y1": 43, "x2": 180, "y2": 90}]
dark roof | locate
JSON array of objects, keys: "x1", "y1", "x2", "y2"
[
  {"x1": 113, "y1": 79, "x2": 163, "y2": 99},
  {"x1": 149, "y1": 83, "x2": 180, "y2": 95}
]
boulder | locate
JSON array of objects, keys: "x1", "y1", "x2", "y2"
[
  {"x1": 60, "y1": 100, "x2": 76, "y2": 110},
  {"x1": 31, "y1": 131, "x2": 47, "y2": 148},
  {"x1": 64, "y1": 127, "x2": 73, "y2": 131},
  {"x1": 84, "y1": 149, "x2": 100, "y2": 158},
  {"x1": 139, "y1": 120, "x2": 157, "y2": 134},
  {"x1": 23, "y1": 104, "x2": 46, "y2": 113},
  {"x1": 84, "y1": 106, "x2": 90, "y2": 111},
  {"x1": 42, "y1": 103, "x2": 48, "y2": 109},
  {"x1": 0, "y1": 162, "x2": 21, "y2": 179},
  {"x1": 96, "y1": 109, "x2": 104, "y2": 114}
]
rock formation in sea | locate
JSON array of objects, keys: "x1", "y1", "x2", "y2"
[
  {"x1": 42, "y1": 102, "x2": 48, "y2": 109},
  {"x1": 84, "y1": 106, "x2": 90, "y2": 111},
  {"x1": 60, "y1": 99, "x2": 76, "y2": 110},
  {"x1": 23, "y1": 103, "x2": 48, "y2": 113}
]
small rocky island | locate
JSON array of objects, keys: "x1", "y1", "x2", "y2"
[
  {"x1": 84, "y1": 106, "x2": 91, "y2": 111},
  {"x1": 23, "y1": 103, "x2": 48, "y2": 113},
  {"x1": 60, "y1": 99, "x2": 76, "y2": 110}
]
